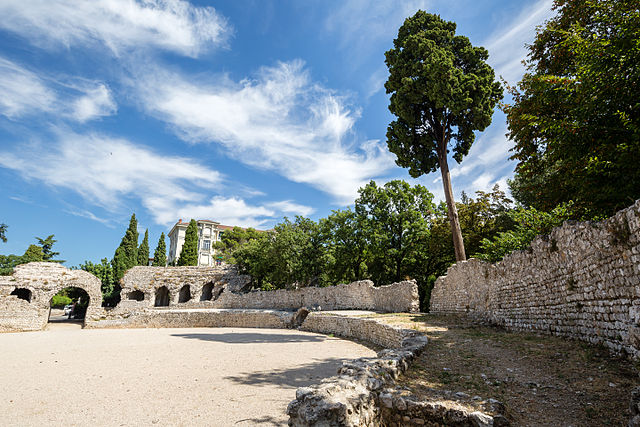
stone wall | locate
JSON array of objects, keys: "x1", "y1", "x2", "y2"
[
  {"x1": 86, "y1": 308, "x2": 295, "y2": 330},
  {"x1": 119, "y1": 267, "x2": 419, "y2": 314},
  {"x1": 0, "y1": 262, "x2": 102, "y2": 331},
  {"x1": 1, "y1": 263, "x2": 418, "y2": 332},
  {"x1": 430, "y1": 199, "x2": 640, "y2": 357}
]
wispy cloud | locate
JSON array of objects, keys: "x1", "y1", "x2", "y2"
[
  {"x1": 0, "y1": 56, "x2": 117, "y2": 122},
  {"x1": 71, "y1": 83, "x2": 117, "y2": 122},
  {"x1": 0, "y1": 0, "x2": 230, "y2": 57},
  {"x1": 324, "y1": 0, "x2": 430, "y2": 60},
  {"x1": 64, "y1": 208, "x2": 115, "y2": 227},
  {"x1": 484, "y1": 0, "x2": 555, "y2": 85},
  {"x1": 0, "y1": 130, "x2": 314, "y2": 227},
  {"x1": 265, "y1": 200, "x2": 315, "y2": 217},
  {"x1": 0, "y1": 57, "x2": 57, "y2": 118},
  {"x1": 137, "y1": 60, "x2": 396, "y2": 204}
]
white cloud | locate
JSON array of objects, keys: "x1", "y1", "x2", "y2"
[
  {"x1": 0, "y1": 57, "x2": 56, "y2": 118},
  {"x1": 72, "y1": 84, "x2": 117, "y2": 122},
  {"x1": 138, "y1": 60, "x2": 396, "y2": 204},
  {"x1": 325, "y1": 0, "x2": 430, "y2": 60},
  {"x1": 0, "y1": 56, "x2": 117, "y2": 122},
  {"x1": 484, "y1": 0, "x2": 555, "y2": 84},
  {"x1": 0, "y1": 130, "x2": 317, "y2": 227},
  {"x1": 173, "y1": 197, "x2": 276, "y2": 229},
  {"x1": 0, "y1": 0, "x2": 230, "y2": 57},
  {"x1": 266, "y1": 200, "x2": 315, "y2": 217}
]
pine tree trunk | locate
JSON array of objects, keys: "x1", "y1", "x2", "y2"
[{"x1": 438, "y1": 145, "x2": 467, "y2": 262}]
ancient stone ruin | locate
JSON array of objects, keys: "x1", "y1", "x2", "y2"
[
  {"x1": 0, "y1": 262, "x2": 102, "y2": 332},
  {"x1": 0, "y1": 262, "x2": 419, "y2": 332},
  {"x1": 431, "y1": 199, "x2": 640, "y2": 357}
]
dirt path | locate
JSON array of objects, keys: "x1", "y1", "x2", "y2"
[
  {"x1": 0, "y1": 327, "x2": 375, "y2": 426},
  {"x1": 374, "y1": 313, "x2": 639, "y2": 426}
]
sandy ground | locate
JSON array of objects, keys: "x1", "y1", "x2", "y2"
[{"x1": 0, "y1": 325, "x2": 376, "y2": 426}]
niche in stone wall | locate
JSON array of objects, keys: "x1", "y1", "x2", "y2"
[
  {"x1": 178, "y1": 285, "x2": 191, "y2": 303},
  {"x1": 128, "y1": 290, "x2": 144, "y2": 301},
  {"x1": 155, "y1": 286, "x2": 170, "y2": 307},
  {"x1": 10, "y1": 287, "x2": 32, "y2": 302},
  {"x1": 200, "y1": 282, "x2": 213, "y2": 301}
]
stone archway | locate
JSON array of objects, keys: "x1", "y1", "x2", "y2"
[{"x1": 0, "y1": 262, "x2": 102, "y2": 331}]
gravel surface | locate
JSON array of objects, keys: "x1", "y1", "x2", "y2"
[{"x1": 0, "y1": 326, "x2": 376, "y2": 426}]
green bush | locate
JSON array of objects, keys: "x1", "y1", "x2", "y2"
[
  {"x1": 51, "y1": 294, "x2": 72, "y2": 308},
  {"x1": 477, "y1": 202, "x2": 574, "y2": 263}
]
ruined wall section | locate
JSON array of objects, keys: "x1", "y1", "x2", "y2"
[
  {"x1": 430, "y1": 199, "x2": 640, "y2": 356},
  {"x1": 116, "y1": 268, "x2": 418, "y2": 315},
  {"x1": 0, "y1": 262, "x2": 102, "y2": 331},
  {"x1": 215, "y1": 280, "x2": 419, "y2": 313}
]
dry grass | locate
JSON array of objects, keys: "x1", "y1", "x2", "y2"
[{"x1": 371, "y1": 313, "x2": 638, "y2": 426}]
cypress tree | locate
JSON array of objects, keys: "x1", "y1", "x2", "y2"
[
  {"x1": 178, "y1": 219, "x2": 199, "y2": 266},
  {"x1": 137, "y1": 229, "x2": 149, "y2": 266},
  {"x1": 152, "y1": 232, "x2": 167, "y2": 267},
  {"x1": 112, "y1": 213, "x2": 139, "y2": 282}
]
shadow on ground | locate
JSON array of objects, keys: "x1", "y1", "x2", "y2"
[
  {"x1": 171, "y1": 332, "x2": 328, "y2": 344},
  {"x1": 224, "y1": 356, "x2": 365, "y2": 388},
  {"x1": 234, "y1": 415, "x2": 285, "y2": 425}
]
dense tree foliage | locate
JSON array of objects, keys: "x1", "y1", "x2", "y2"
[
  {"x1": 215, "y1": 226, "x2": 264, "y2": 263},
  {"x1": 137, "y1": 229, "x2": 149, "y2": 266},
  {"x1": 77, "y1": 259, "x2": 117, "y2": 306},
  {"x1": 177, "y1": 219, "x2": 199, "y2": 266},
  {"x1": 505, "y1": 0, "x2": 640, "y2": 218},
  {"x1": 385, "y1": 11, "x2": 503, "y2": 261},
  {"x1": 110, "y1": 214, "x2": 139, "y2": 304},
  {"x1": 478, "y1": 202, "x2": 574, "y2": 262},
  {"x1": 0, "y1": 223, "x2": 6, "y2": 243},
  {"x1": 355, "y1": 180, "x2": 434, "y2": 286},
  {"x1": 35, "y1": 235, "x2": 62, "y2": 262},
  {"x1": 152, "y1": 232, "x2": 167, "y2": 267},
  {"x1": 0, "y1": 235, "x2": 63, "y2": 275}
]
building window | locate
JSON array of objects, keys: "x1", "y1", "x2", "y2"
[{"x1": 202, "y1": 239, "x2": 211, "y2": 250}]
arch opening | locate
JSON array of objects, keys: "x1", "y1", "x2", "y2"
[
  {"x1": 155, "y1": 286, "x2": 170, "y2": 307},
  {"x1": 178, "y1": 285, "x2": 191, "y2": 303},
  {"x1": 200, "y1": 282, "x2": 214, "y2": 301},
  {"x1": 49, "y1": 287, "x2": 90, "y2": 323},
  {"x1": 128, "y1": 290, "x2": 144, "y2": 301},
  {"x1": 10, "y1": 287, "x2": 32, "y2": 302}
]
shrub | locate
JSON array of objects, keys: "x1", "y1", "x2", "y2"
[
  {"x1": 51, "y1": 294, "x2": 72, "y2": 308},
  {"x1": 477, "y1": 202, "x2": 574, "y2": 263}
]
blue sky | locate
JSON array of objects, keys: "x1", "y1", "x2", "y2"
[{"x1": 0, "y1": 0, "x2": 555, "y2": 266}]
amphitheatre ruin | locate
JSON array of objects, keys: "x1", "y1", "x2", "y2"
[{"x1": 1, "y1": 200, "x2": 640, "y2": 426}]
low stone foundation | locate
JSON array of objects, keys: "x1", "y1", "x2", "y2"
[
  {"x1": 290, "y1": 313, "x2": 502, "y2": 426},
  {"x1": 85, "y1": 308, "x2": 296, "y2": 329}
]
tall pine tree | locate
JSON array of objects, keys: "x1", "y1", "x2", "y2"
[
  {"x1": 112, "y1": 213, "x2": 138, "y2": 282},
  {"x1": 152, "y1": 232, "x2": 167, "y2": 267},
  {"x1": 137, "y1": 229, "x2": 149, "y2": 266},
  {"x1": 178, "y1": 219, "x2": 199, "y2": 266}
]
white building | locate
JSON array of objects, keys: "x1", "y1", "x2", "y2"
[{"x1": 167, "y1": 219, "x2": 234, "y2": 266}]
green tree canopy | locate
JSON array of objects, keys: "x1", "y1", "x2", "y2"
[
  {"x1": 22, "y1": 244, "x2": 44, "y2": 262},
  {"x1": 178, "y1": 219, "x2": 199, "y2": 266},
  {"x1": 112, "y1": 213, "x2": 139, "y2": 285},
  {"x1": 0, "y1": 223, "x2": 7, "y2": 243},
  {"x1": 505, "y1": 0, "x2": 640, "y2": 218},
  {"x1": 35, "y1": 235, "x2": 63, "y2": 262},
  {"x1": 78, "y1": 259, "x2": 116, "y2": 306},
  {"x1": 355, "y1": 180, "x2": 435, "y2": 286},
  {"x1": 152, "y1": 232, "x2": 167, "y2": 267},
  {"x1": 137, "y1": 229, "x2": 149, "y2": 266},
  {"x1": 385, "y1": 11, "x2": 503, "y2": 261}
]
